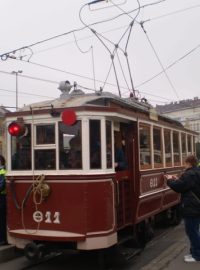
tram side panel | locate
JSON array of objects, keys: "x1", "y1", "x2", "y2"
[{"x1": 134, "y1": 172, "x2": 181, "y2": 224}]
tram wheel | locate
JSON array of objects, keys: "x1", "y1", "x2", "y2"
[
  {"x1": 168, "y1": 205, "x2": 182, "y2": 226},
  {"x1": 24, "y1": 243, "x2": 46, "y2": 261},
  {"x1": 135, "y1": 220, "x2": 154, "y2": 248}
]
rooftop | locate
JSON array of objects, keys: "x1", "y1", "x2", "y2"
[{"x1": 156, "y1": 97, "x2": 200, "y2": 114}]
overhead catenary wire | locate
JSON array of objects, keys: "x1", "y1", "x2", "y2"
[
  {"x1": 7, "y1": 36, "x2": 200, "y2": 103},
  {"x1": 142, "y1": 4, "x2": 200, "y2": 24},
  {"x1": 0, "y1": 0, "x2": 165, "y2": 61},
  {"x1": 79, "y1": 0, "x2": 142, "y2": 97},
  {"x1": 0, "y1": 87, "x2": 55, "y2": 99},
  {"x1": 138, "y1": 22, "x2": 179, "y2": 99},
  {"x1": 73, "y1": 32, "x2": 97, "y2": 90},
  {"x1": 136, "y1": 44, "x2": 200, "y2": 88}
]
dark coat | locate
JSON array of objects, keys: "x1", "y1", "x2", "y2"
[{"x1": 167, "y1": 167, "x2": 200, "y2": 217}]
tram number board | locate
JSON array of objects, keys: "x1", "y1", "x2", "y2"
[
  {"x1": 140, "y1": 174, "x2": 163, "y2": 194},
  {"x1": 33, "y1": 211, "x2": 61, "y2": 224}
]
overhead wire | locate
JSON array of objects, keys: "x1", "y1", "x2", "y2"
[
  {"x1": 0, "y1": 87, "x2": 55, "y2": 99},
  {"x1": 142, "y1": 4, "x2": 200, "y2": 24},
  {"x1": 0, "y1": 69, "x2": 58, "y2": 85},
  {"x1": 73, "y1": 32, "x2": 97, "y2": 90},
  {"x1": 79, "y1": 0, "x2": 142, "y2": 97},
  {"x1": 6, "y1": 56, "x2": 174, "y2": 102},
  {"x1": 136, "y1": 43, "x2": 200, "y2": 88},
  {"x1": 139, "y1": 22, "x2": 179, "y2": 99},
  {"x1": 0, "y1": 0, "x2": 165, "y2": 61}
]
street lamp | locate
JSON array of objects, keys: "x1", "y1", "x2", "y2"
[{"x1": 11, "y1": 70, "x2": 23, "y2": 110}]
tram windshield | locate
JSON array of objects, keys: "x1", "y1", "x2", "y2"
[
  {"x1": 59, "y1": 121, "x2": 82, "y2": 170},
  {"x1": 11, "y1": 124, "x2": 32, "y2": 170}
]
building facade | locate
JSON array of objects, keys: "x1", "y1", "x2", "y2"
[{"x1": 156, "y1": 97, "x2": 200, "y2": 143}]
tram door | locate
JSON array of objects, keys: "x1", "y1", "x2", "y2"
[{"x1": 115, "y1": 121, "x2": 137, "y2": 229}]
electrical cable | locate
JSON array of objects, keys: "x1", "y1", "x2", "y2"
[
  {"x1": 136, "y1": 46, "x2": 200, "y2": 88},
  {"x1": 79, "y1": 0, "x2": 142, "y2": 97},
  {"x1": 0, "y1": 0, "x2": 165, "y2": 61},
  {"x1": 142, "y1": 4, "x2": 200, "y2": 24},
  {"x1": 0, "y1": 69, "x2": 58, "y2": 85},
  {"x1": 139, "y1": 22, "x2": 179, "y2": 99},
  {"x1": 0, "y1": 87, "x2": 55, "y2": 99},
  {"x1": 8, "y1": 55, "x2": 174, "y2": 102}
]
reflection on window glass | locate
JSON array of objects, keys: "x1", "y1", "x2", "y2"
[
  {"x1": 11, "y1": 124, "x2": 32, "y2": 170},
  {"x1": 106, "y1": 121, "x2": 112, "y2": 169},
  {"x1": 35, "y1": 149, "x2": 56, "y2": 170},
  {"x1": 59, "y1": 121, "x2": 82, "y2": 170},
  {"x1": 187, "y1": 135, "x2": 192, "y2": 154},
  {"x1": 139, "y1": 125, "x2": 151, "y2": 169},
  {"x1": 153, "y1": 127, "x2": 163, "y2": 167},
  {"x1": 173, "y1": 132, "x2": 180, "y2": 165},
  {"x1": 164, "y1": 129, "x2": 172, "y2": 166},
  {"x1": 181, "y1": 133, "x2": 187, "y2": 162},
  {"x1": 90, "y1": 120, "x2": 101, "y2": 169},
  {"x1": 36, "y1": 124, "x2": 55, "y2": 144}
]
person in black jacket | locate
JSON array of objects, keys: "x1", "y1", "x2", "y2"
[
  {"x1": 166, "y1": 155, "x2": 200, "y2": 263},
  {"x1": 0, "y1": 155, "x2": 7, "y2": 245}
]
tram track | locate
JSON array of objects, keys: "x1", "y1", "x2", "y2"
[
  {"x1": 17, "y1": 225, "x2": 179, "y2": 270},
  {"x1": 19, "y1": 252, "x2": 63, "y2": 270}
]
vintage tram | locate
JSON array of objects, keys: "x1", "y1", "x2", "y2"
[{"x1": 5, "y1": 83, "x2": 196, "y2": 260}]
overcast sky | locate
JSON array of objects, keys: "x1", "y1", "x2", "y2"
[{"x1": 0, "y1": 0, "x2": 200, "y2": 109}]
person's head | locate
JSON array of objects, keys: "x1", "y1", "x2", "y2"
[
  {"x1": 184, "y1": 155, "x2": 198, "y2": 169},
  {"x1": 0, "y1": 155, "x2": 5, "y2": 167}
]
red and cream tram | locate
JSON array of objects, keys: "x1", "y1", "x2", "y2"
[{"x1": 5, "y1": 83, "x2": 196, "y2": 259}]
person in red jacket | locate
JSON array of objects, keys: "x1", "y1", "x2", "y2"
[{"x1": 165, "y1": 155, "x2": 200, "y2": 263}]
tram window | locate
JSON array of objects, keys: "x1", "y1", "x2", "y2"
[
  {"x1": 35, "y1": 149, "x2": 56, "y2": 170},
  {"x1": 181, "y1": 133, "x2": 187, "y2": 162},
  {"x1": 139, "y1": 124, "x2": 152, "y2": 169},
  {"x1": 89, "y1": 120, "x2": 101, "y2": 169},
  {"x1": 58, "y1": 121, "x2": 82, "y2": 170},
  {"x1": 193, "y1": 136, "x2": 196, "y2": 154},
  {"x1": 187, "y1": 135, "x2": 192, "y2": 154},
  {"x1": 164, "y1": 129, "x2": 172, "y2": 167},
  {"x1": 36, "y1": 124, "x2": 55, "y2": 145},
  {"x1": 11, "y1": 124, "x2": 32, "y2": 170},
  {"x1": 153, "y1": 127, "x2": 163, "y2": 168},
  {"x1": 173, "y1": 131, "x2": 180, "y2": 166},
  {"x1": 106, "y1": 121, "x2": 112, "y2": 169}
]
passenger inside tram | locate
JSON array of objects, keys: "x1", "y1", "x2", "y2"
[{"x1": 114, "y1": 131, "x2": 127, "y2": 171}]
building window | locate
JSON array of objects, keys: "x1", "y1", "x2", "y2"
[{"x1": 139, "y1": 124, "x2": 152, "y2": 169}]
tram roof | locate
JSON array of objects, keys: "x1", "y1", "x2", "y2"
[
  {"x1": 18, "y1": 91, "x2": 150, "y2": 112},
  {"x1": 6, "y1": 90, "x2": 194, "y2": 132}
]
